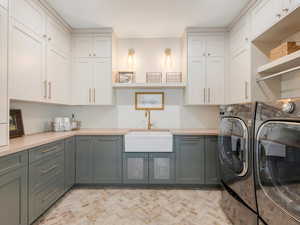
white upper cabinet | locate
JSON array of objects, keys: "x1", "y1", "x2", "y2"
[
  {"x1": 206, "y1": 36, "x2": 225, "y2": 57},
  {"x1": 73, "y1": 35, "x2": 112, "y2": 58},
  {"x1": 206, "y1": 57, "x2": 225, "y2": 105},
  {"x1": 251, "y1": 0, "x2": 300, "y2": 40},
  {"x1": 188, "y1": 36, "x2": 206, "y2": 57},
  {"x1": 94, "y1": 59, "x2": 113, "y2": 105},
  {"x1": 229, "y1": 48, "x2": 251, "y2": 104},
  {"x1": 186, "y1": 57, "x2": 206, "y2": 105},
  {"x1": 251, "y1": 0, "x2": 281, "y2": 39},
  {"x1": 0, "y1": 6, "x2": 7, "y2": 124},
  {"x1": 185, "y1": 34, "x2": 225, "y2": 105},
  {"x1": 71, "y1": 33, "x2": 114, "y2": 105},
  {"x1": 46, "y1": 47, "x2": 70, "y2": 104},
  {"x1": 94, "y1": 37, "x2": 111, "y2": 58},
  {"x1": 9, "y1": 0, "x2": 71, "y2": 104},
  {"x1": 0, "y1": 0, "x2": 8, "y2": 9},
  {"x1": 73, "y1": 36, "x2": 93, "y2": 58},
  {"x1": 72, "y1": 59, "x2": 94, "y2": 105},
  {"x1": 9, "y1": 20, "x2": 46, "y2": 102},
  {"x1": 46, "y1": 18, "x2": 71, "y2": 57},
  {"x1": 10, "y1": 0, "x2": 46, "y2": 38},
  {"x1": 229, "y1": 13, "x2": 251, "y2": 104},
  {"x1": 71, "y1": 58, "x2": 113, "y2": 105}
]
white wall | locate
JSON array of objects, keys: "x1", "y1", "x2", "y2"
[
  {"x1": 10, "y1": 38, "x2": 220, "y2": 135},
  {"x1": 117, "y1": 38, "x2": 183, "y2": 83},
  {"x1": 10, "y1": 101, "x2": 61, "y2": 134}
]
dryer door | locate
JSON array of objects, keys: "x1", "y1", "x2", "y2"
[
  {"x1": 256, "y1": 121, "x2": 300, "y2": 224},
  {"x1": 219, "y1": 117, "x2": 249, "y2": 181}
]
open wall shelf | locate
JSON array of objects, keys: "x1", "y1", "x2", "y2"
[
  {"x1": 257, "y1": 50, "x2": 300, "y2": 82},
  {"x1": 112, "y1": 83, "x2": 186, "y2": 89}
]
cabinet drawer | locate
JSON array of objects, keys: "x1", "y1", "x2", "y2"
[
  {"x1": 29, "y1": 141, "x2": 64, "y2": 163},
  {"x1": 29, "y1": 152, "x2": 64, "y2": 191},
  {"x1": 0, "y1": 151, "x2": 28, "y2": 176},
  {"x1": 0, "y1": 124, "x2": 8, "y2": 147},
  {"x1": 29, "y1": 175, "x2": 64, "y2": 224}
]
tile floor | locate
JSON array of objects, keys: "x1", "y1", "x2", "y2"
[{"x1": 34, "y1": 188, "x2": 232, "y2": 225}]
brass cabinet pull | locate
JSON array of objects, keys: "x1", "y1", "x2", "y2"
[
  {"x1": 41, "y1": 165, "x2": 57, "y2": 174},
  {"x1": 204, "y1": 88, "x2": 206, "y2": 104},
  {"x1": 48, "y1": 82, "x2": 52, "y2": 99},
  {"x1": 89, "y1": 88, "x2": 91, "y2": 103},
  {"x1": 208, "y1": 88, "x2": 211, "y2": 103},
  {"x1": 44, "y1": 80, "x2": 47, "y2": 99},
  {"x1": 245, "y1": 82, "x2": 248, "y2": 100},
  {"x1": 41, "y1": 147, "x2": 57, "y2": 154},
  {"x1": 93, "y1": 88, "x2": 96, "y2": 103}
]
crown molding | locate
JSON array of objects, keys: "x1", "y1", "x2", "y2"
[
  {"x1": 228, "y1": 0, "x2": 258, "y2": 30},
  {"x1": 37, "y1": 0, "x2": 72, "y2": 31}
]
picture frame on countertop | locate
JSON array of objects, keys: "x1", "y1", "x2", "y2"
[
  {"x1": 135, "y1": 92, "x2": 165, "y2": 110},
  {"x1": 9, "y1": 109, "x2": 24, "y2": 139}
]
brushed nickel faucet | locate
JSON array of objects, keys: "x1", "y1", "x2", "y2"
[{"x1": 145, "y1": 110, "x2": 153, "y2": 130}]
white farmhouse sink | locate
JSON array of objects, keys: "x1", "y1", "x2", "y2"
[{"x1": 125, "y1": 131, "x2": 173, "y2": 152}]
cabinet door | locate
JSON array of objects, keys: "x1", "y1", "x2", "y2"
[
  {"x1": 123, "y1": 153, "x2": 149, "y2": 184},
  {"x1": 188, "y1": 36, "x2": 206, "y2": 57},
  {"x1": 93, "y1": 59, "x2": 113, "y2": 105},
  {"x1": 76, "y1": 136, "x2": 93, "y2": 184},
  {"x1": 230, "y1": 15, "x2": 250, "y2": 55},
  {"x1": 186, "y1": 57, "x2": 206, "y2": 105},
  {"x1": 206, "y1": 56, "x2": 225, "y2": 105},
  {"x1": 93, "y1": 36, "x2": 111, "y2": 58},
  {"x1": 251, "y1": 0, "x2": 281, "y2": 39},
  {"x1": 206, "y1": 35, "x2": 225, "y2": 57},
  {"x1": 205, "y1": 136, "x2": 220, "y2": 185},
  {"x1": 65, "y1": 137, "x2": 75, "y2": 191},
  {"x1": 47, "y1": 47, "x2": 70, "y2": 104},
  {"x1": 73, "y1": 36, "x2": 93, "y2": 58},
  {"x1": 47, "y1": 17, "x2": 70, "y2": 57},
  {"x1": 0, "y1": 124, "x2": 8, "y2": 147},
  {"x1": 9, "y1": 20, "x2": 46, "y2": 102},
  {"x1": 0, "y1": 7, "x2": 7, "y2": 123},
  {"x1": 0, "y1": 168, "x2": 28, "y2": 225},
  {"x1": 230, "y1": 48, "x2": 251, "y2": 104},
  {"x1": 175, "y1": 136, "x2": 205, "y2": 184},
  {"x1": 71, "y1": 59, "x2": 93, "y2": 105},
  {"x1": 10, "y1": 0, "x2": 45, "y2": 38},
  {"x1": 92, "y1": 136, "x2": 122, "y2": 184},
  {"x1": 149, "y1": 153, "x2": 175, "y2": 184}
]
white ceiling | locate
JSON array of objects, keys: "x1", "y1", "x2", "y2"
[{"x1": 46, "y1": 0, "x2": 250, "y2": 38}]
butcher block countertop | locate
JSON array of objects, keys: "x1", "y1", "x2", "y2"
[{"x1": 0, "y1": 128, "x2": 218, "y2": 158}]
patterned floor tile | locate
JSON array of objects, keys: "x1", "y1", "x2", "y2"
[{"x1": 33, "y1": 188, "x2": 232, "y2": 225}]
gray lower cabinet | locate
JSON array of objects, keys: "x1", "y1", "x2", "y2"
[
  {"x1": 76, "y1": 136, "x2": 93, "y2": 184},
  {"x1": 175, "y1": 136, "x2": 205, "y2": 184},
  {"x1": 65, "y1": 137, "x2": 75, "y2": 191},
  {"x1": 0, "y1": 152, "x2": 28, "y2": 225},
  {"x1": 28, "y1": 141, "x2": 65, "y2": 224},
  {"x1": 149, "y1": 153, "x2": 175, "y2": 184},
  {"x1": 205, "y1": 136, "x2": 219, "y2": 185},
  {"x1": 123, "y1": 153, "x2": 175, "y2": 184},
  {"x1": 123, "y1": 153, "x2": 148, "y2": 184},
  {"x1": 93, "y1": 136, "x2": 123, "y2": 184},
  {"x1": 76, "y1": 136, "x2": 123, "y2": 184}
]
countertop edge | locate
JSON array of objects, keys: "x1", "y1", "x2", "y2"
[{"x1": 1, "y1": 129, "x2": 219, "y2": 158}]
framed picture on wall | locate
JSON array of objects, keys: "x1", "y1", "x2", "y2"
[
  {"x1": 9, "y1": 109, "x2": 24, "y2": 139},
  {"x1": 135, "y1": 92, "x2": 165, "y2": 110}
]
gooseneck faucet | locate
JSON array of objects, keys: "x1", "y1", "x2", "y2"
[{"x1": 145, "y1": 110, "x2": 153, "y2": 130}]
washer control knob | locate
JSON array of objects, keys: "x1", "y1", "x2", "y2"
[{"x1": 282, "y1": 102, "x2": 295, "y2": 113}]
